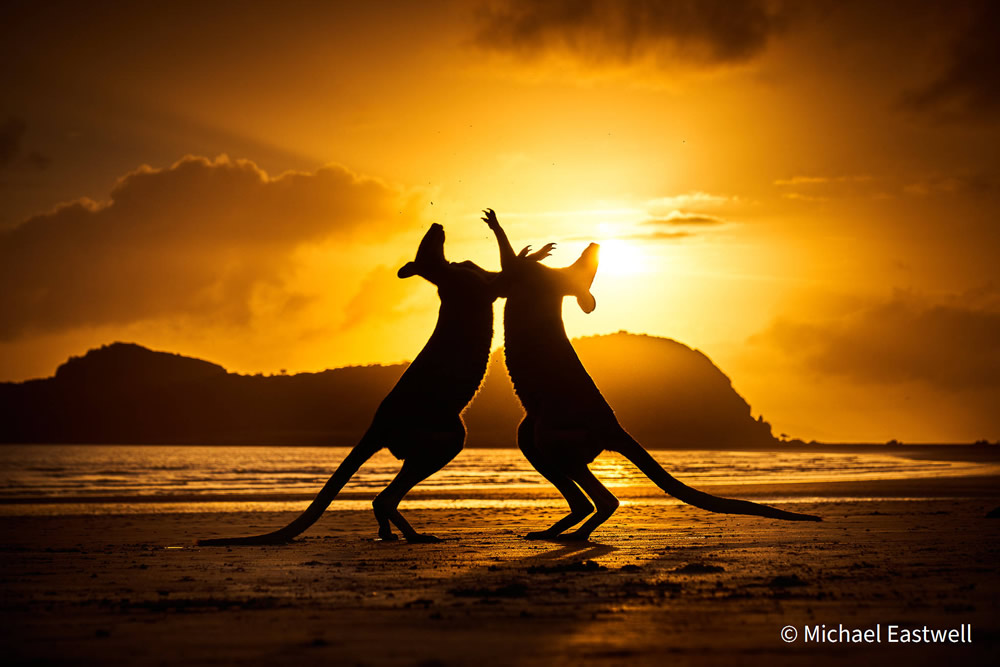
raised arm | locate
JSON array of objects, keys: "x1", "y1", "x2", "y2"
[{"x1": 482, "y1": 208, "x2": 516, "y2": 270}]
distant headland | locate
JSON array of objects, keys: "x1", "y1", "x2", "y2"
[{"x1": 1, "y1": 334, "x2": 996, "y2": 456}]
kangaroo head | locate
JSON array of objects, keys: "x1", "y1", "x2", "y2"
[
  {"x1": 398, "y1": 223, "x2": 499, "y2": 302},
  {"x1": 498, "y1": 242, "x2": 599, "y2": 313}
]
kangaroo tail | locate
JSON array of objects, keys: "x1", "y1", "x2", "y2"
[
  {"x1": 616, "y1": 437, "x2": 821, "y2": 522},
  {"x1": 197, "y1": 433, "x2": 381, "y2": 546}
]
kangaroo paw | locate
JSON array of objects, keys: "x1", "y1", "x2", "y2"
[{"x1": 377, "y1": 529, "x2": 399, "y2": 541}]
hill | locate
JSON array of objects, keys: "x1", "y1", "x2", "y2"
[
  {"x1": 463, "y1": 332, "x2": 776, "y2": 448},
  {"x1": 0, "y1": 334, "x2": 778, "y2": 448}
]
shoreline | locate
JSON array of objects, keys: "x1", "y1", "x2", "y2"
[
  {"x1": 4, "y1": 441, "x2": 998, "y2": 460},
  {"x1": 2, "y1": 472, "x2": 998, "y2": 506}
]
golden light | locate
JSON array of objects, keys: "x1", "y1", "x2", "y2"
[{"x1": 594, "y1": 238, "x2": 647, "y2": 276}]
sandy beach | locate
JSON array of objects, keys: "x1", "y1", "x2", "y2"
[{"x1": 2, "y1": 475, "x2": 998, "y2": 666}]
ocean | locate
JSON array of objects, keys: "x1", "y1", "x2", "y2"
[{"x1": 1, "y1": 444, "x2": 995, "y2": 516}]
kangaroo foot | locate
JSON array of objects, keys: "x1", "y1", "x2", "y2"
[
  {"x1": 404, "y1": 533, "x2": 442, "y2": 544},
  {"x1": 524, "y1": 528, "x2": 566, "y2": 540},
  {"x1": 377, "y1": 527, "x2": 398, "y2": 541}
]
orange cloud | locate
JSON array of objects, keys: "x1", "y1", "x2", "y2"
[
  {"x1": 339, "y1": 265, "x2": 419, "y2": 331},
  {"x1": 0, "y1": 155, "x2": 421, "y2": 339},
  {"x1": 641, "y1": 211, "x2": 725, "y2": 226},
  {"x1": 773, "y1": 175, "x2": 871, "y2": 186},
  {"x1": 622, "y1": 230, "x2": 692, "y2": 242},
  {"x1": 772, "y1": 175, "x2": 879, "y2": 203},
  {"x1": 645, "y1": 192, "x2": 736, "y2": 212}
]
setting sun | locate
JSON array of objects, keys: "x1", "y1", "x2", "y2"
[{"x1": 592, "y1": 238, "x2": 648, "y2": 276}]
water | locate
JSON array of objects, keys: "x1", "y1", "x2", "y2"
[{"x1": 0, "y1": 444, "x2": 995, "y2": 515}]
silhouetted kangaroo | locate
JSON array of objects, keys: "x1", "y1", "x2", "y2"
[
  {"x1": 482, "y1": 209, "x2": 821, "y2": 540},
  {"x1": 199, "y1": 223, "x2": 541, "y2": 545}
]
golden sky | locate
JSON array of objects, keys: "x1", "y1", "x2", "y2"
[{"x1": 2, "y1": 1, "x2": 998, "y2": 442}]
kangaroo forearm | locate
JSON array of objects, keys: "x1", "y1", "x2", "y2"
[
  {"x1": 483, "y1": 209, "x2": 516, "y2": 267},
  {"x1": 493, "y1": 227, "x2": 515, "y2": 266}
]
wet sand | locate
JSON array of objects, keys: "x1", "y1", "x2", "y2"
[{"x1": 2, "y1": 477, "x2": 998, "y2": 666}]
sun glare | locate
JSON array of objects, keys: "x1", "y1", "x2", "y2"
[{"x1": 594, "y1": 238, "x2": 647, "y2": 276}]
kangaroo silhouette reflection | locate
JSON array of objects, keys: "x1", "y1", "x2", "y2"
[
  {"x1": 482, "y1": 208, "x2": 821, "y2": 541},
  {"x1": 199, "y1": 223, "x2": 551, "y2": 545}
]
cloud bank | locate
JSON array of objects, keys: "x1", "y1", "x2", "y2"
[
  {"x1": 752, "y1": 288, "x2": 1000, "y2": 391},
  {"x1": 0, "y1": 156, "x2": 420, "y2": 339}
]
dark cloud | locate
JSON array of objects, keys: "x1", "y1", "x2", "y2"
[
  {"x1": 0, "y1": 116, "x2": 50, "y2": 170},
  {"x1": 474, "y1": 0, "x2": 790, "y2": 68},
  {"x1": 24, "y1": 151, "x2": 51, "y2": 170},
  {"x1": 0, "y1": 117, "x2": 27, "y2": 166},
  {"x1": 900, "y1": 1, "x2": 1000, "y2": 123},
  {"x1": 0, "y1": 155, "x2": 419, "y2": 339},
  {"x1": 751, "y1": 288, "x2": 1000, "y2": 391},
  {"x1": 641, "y1": 211, "x2": 723, "y2": 226}
]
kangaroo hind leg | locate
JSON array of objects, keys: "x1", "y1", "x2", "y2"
[
  {"x1": 557, "y1": 465, "x2": 620, "y2": 542},
  {"x1": 518, "y1": 417, "x2": 595, "y2": 540},
  {"x1": 372, "y1": 433, "x2": 462, "y2": 543}
]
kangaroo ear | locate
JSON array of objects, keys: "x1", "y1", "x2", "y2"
[
  {"x1": 576, "y1": 292, "x2": 596, "y2": 313},
  {"x1": 400, "y1": 223, "x2": 446, "y2": 282},
  {"x1": 566, "y1": 243, "x2": 599, "y2": 313},
  {"x1": 568, "y1": 243, "x2": 599, "y2": 285}
]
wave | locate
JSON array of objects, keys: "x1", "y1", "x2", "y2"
[{"x1": 1, "y1": 444, "x2": 997, "y2": 516}]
